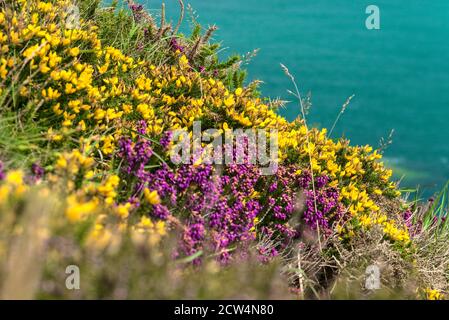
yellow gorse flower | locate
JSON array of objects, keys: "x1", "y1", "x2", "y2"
[
  {"x1": 65, "y1": 195, "x2": 98, "y2": 222},
  {"x1": 144, "y1": 188, "x2": 161, "y2": 205},
  {"x1": 424, "y1": 288, "x2": 445, "y2": 300}
]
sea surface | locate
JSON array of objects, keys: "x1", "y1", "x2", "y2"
[{"x1": 146, "y1": 0, "x2": 449, "y2": 195}]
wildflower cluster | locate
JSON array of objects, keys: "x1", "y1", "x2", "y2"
[
  {"x1": 1, "y1": 0, "x2": 410, "y2": 251},
  {"x1": 0, "y1": 0, "x2": 430, "y2": 298},
  {"x1": 423, "y1": 288, "x2": 445, "y2": 300},
  {"x1": 0, "y1": 168, "x2": 27, "y2": 204}
]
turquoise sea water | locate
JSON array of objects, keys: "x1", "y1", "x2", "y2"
[{"x1": 150, "y1": 0, "x2": 449, "y2": 194}]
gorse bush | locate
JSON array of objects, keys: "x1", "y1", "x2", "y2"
[{"x1": 0, "y1": 0, "x2": 447, "y2": 299}]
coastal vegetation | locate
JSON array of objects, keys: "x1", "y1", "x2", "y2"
[{"x1": 0, "y1": 0, "x2": 448, "y2": 299}]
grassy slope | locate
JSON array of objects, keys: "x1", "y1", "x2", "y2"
[{"x1": 0, "y1": 0, "x2": 448, "y2": 299}]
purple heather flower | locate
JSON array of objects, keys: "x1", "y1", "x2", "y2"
[
  {"x1": 401, "y1": 208, "x2": 421, "y2": 237},
  {"x1": 301, "y1": 174, "x2": 344, "y2": 235},
  {"x1": 129, "y1": 3, "x2": 144, "y2": 22},
  {"x1": 0, "y1": 161, "x2": 5, "y2": 181},
  {"x1": 316, "y1": 175, "x2": 329, "y2": 189},
  {"x1": 118, "y1": 130, "x2": 153, "y2": 183},
  {"x1": 257, "y1": 245, "x2": 279, "y2": 264},
  {"x1": 403, "y1": 209, "x2": 412, "y2": 223},
  {"x1": 136, "y1": 120, "x2": 147, "y2": 135},
  {"x1": 218, "y1": 250, "x2": 231, "y2": 264},
  {"x1": 31, "y1": 163, "x2": 45, "y2": 181},
  {"x1": 268, "y1": 182, "x2": 278, "y2": 193},
  {"x1": 170, "y1": 37, "x2": 185, "y2": 53},
  {"x1": 152, "y1": 204, "x2": 170, "y2": 219},
  {"x1": 159, "y1": 131, "x2": 172, "y2": 149},
  {"x1": 187, "y1": 222, "x2": 205, "y2": 241},
  {"x1": 116, "y1": 130, "x2": 345, "y2": 263}
]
